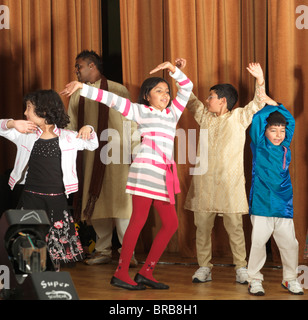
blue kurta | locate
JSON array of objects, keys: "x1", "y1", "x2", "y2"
[{"x1": 249, "y1": 104, "x2": 295, "y2": 218}]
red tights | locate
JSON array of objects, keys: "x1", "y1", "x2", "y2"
[{"x1": 114, "y1": 195, "x2": 178, "y2": 285}]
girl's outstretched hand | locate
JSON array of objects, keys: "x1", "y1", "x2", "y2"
[
  {"x1": 149, "y1": 61, "x2": 176, "y2": 75},
  {"x1": 77, "y1": 125, "x2": 92, "y2": 140},
  {"x1": 7, "y1": 120, "x2": 37, "y2": 134},
  {"x1": 60, "y1": 81, "x2": 83, "y2": 97}
]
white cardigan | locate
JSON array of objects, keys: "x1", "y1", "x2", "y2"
[{"x1": 0, "y1": 119, "x2": 98, "y2": 197}]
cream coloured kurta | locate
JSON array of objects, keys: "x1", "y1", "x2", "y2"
[
  {"x1": 67, "y1": 79, "x2": 138, "y2": 220},
  {"x1": 184, "y1": 82, "x2": 265, "y2": 214}
]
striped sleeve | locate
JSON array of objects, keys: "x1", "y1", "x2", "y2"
[
  {"x1": 80, "y1": 67, "x2": 193, "y2": 123},
  {"x1": 80, "y1": 84, "x2": 141, "y2": 122},
  {"x1": 169, "y1": 67, "x2": 193, "y2": 121}
]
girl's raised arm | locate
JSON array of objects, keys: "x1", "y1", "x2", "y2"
[
  {"x1": 61, "y1": 60, "x2": 192, "y2": 124},
  {"x1": 149, "y1": 61, "x2": 176, "y2": 75}
]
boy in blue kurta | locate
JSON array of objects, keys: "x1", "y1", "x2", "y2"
[{"x1": 247, "y1": 99, "x2": 304, "y2": 296}]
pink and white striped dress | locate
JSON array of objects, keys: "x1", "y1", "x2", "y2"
[{"x1": 80, "y1": 67, "x2": 193, "y2": 203}]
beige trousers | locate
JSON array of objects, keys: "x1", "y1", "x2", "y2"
[
  {"x1": 194, "y1": 212, "x2": 247, "y2": 269},
  {"x1": 247, "y1": 215, "x2": 299, "y2": 281},
  {"x1": 92, "y1": 218, "x2": 130, "y2": 257}
]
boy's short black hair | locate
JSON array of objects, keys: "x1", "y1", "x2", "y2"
[
  {"x1": 76, "y1": 50, "x2": 104, "y2": 74},
  {"x1": 210, "y1": 83, "x2": 238, "y2": 111},
  {"x1": 266, "y1": 111, "x2": 287, "y2": 129}
]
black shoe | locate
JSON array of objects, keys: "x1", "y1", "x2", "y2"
[
  {"x1": 110, "y1": 276, "x2": 146, "y2": 290},
  {"x1": 134, "y1": 273, "x2": 169, "y2": 289}
]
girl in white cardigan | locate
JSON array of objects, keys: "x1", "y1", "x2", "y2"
[{"x1": 0, "y1": 89, "x2": 98, "y2": 267}]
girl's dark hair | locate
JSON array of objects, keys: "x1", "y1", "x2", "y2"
[
  {"x1": 137, "y1": 77, "x2": 172, "y2": 107},
  {"x1": 266, "y1": 111, "x2": 287, "y2": 129},
  {"x1": 23, "y1": 90, "x2": 70, "y2": 128},
  {"x1": 210, "y1": 83, "x2": 238, "y2": 111},
  {"x1": 76, "y1": 50, "x2": 104, "y2": 75}
]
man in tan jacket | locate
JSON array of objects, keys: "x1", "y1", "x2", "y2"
[
  {"x1": 67, "y1": 50, "x2": 138, "y2": 266},
  {"x1": 182, "y1": 62, "x2": 265, "y2": 284}
]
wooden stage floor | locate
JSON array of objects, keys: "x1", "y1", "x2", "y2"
[{"x1": 61, "y1": 252, "x2": 307, "y2": 301}]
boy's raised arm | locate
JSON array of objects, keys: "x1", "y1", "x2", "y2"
[
  {"x1": 249, "y1": 62, "x2": 266, "y2": 108},
  {"x1": 239, "y1": 63, "x2": 266, "y2": 128},
  {"x1": 258, "y1": 87, "x2": 279, "y2": 106}
]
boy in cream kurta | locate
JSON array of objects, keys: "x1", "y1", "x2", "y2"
[{"x1": 183, "y1": 62, "x2": 265, "y2": 284}]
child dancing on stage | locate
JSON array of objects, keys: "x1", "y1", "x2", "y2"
[
  {"x1": 0, "y1": 89, "x2": 98, "y2": 267},
  {"x1": 62, "y1": 59, "x2": 193, "y2": 289},
  {"x1": 247, "y1": 92, "x2": 303, "y2": 296}
]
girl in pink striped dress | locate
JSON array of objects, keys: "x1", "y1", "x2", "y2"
[{"x1": 62, "y1": 60, "x2": 193, "y2": 290}]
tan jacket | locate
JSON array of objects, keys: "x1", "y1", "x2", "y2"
[
  {"x1": 67, "y1": 79, "x2": 138, "y2": 220},
  {"x1": 184, "y1": 82, "x2": 265, "y2": 214}
]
